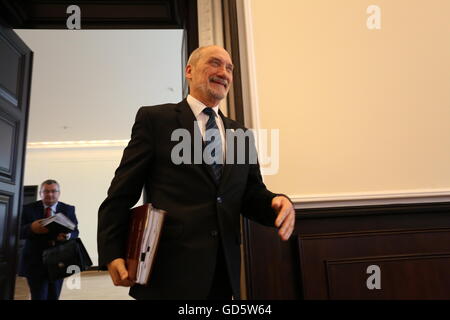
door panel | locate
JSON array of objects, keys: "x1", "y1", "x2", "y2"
[
  {"x1": 0, "y1": 112, "x2": 18, "y2": 181},
  {"x1": 0, "y1": 37, "x2": 21, "y2": 98},
  {"x1": 0, "y1": 25, "x2": 32, "y2": 300}
]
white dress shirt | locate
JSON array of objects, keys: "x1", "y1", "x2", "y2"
[{"x1": 186, "y1": 95, "x2": 226, "y2": 159}]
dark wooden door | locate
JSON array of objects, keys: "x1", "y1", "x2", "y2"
[{"x1": 0, "y1": 25, "x2": 32, "y2": 300}]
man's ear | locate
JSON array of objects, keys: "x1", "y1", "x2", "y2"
[{"x1": 185, "y1": 65, "x2": 192, "y2": 80}]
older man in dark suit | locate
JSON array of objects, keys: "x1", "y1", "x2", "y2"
[
  {"x1": 19, "y1": 179, "x2": 79, "y2": 300},
  {"x1": 97, "y1": 45, "x2": 295, "y2": 300}
]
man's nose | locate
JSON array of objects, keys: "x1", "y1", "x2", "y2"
[{"x1": 216, "y1": 70, "x2": 231, "y2": 83}]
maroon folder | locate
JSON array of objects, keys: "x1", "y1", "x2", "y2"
[{"x1": 126, "y1": 203, "x2": 166, "y2": 284}]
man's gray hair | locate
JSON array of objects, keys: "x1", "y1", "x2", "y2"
[
  {"x1": 187, "y1": 46, "x2": 207, "y2": 67},
  {"x1": 40, "y1": 179, "x2": 60, "y2": 191},
  {"x1": 187, "y1": 45, "x2": 231, "y2": 67}
]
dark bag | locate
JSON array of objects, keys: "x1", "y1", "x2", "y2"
[{"x1": 42, "y1": 238, "x2": 93, "y2": 282}]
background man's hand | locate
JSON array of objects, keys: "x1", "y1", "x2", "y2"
[
  {"x1": 30, "y1": 219, "x2": 49, "y2": 234},
  {"x1": 272, "y1": 196, "x2": 295, "y2": 241},
  {"x1": 107, "y1": 258, "x2": 135, "y2": 287},
  {"x1": 56, "y1": 233, "x2": 68, "y2": 241}
]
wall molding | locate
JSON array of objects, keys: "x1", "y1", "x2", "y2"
[
  {"x1": 290, "y1": 190, "x2": 450, "y2": 209},
  {"x1": 27, "y1": 140, "x2": 129, "y2": 149}
]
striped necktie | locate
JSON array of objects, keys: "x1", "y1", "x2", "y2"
[{"x1": 202, "y1": 107, "x2": 223, "y2": 183}]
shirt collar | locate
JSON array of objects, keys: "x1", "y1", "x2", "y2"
[
  {"x1": 44, "y1": 202, "x2": 58, "y2": 212},
  {"x1": 187, "y1": 95, "x2": 220, "y2": 118}
]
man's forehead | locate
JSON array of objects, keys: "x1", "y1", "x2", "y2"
[
  {"x1": 42, "y1": 183, "x2": 58, "y2": 189},
  {"x1": 202, "y1": 47, "x2": 232, "y2": 63}
]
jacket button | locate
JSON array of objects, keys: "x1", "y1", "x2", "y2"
[
  {"x1": 211, "y1": 230, "x2": 218, "y2": 237},
  {"x1": 217, "y1": 197, "x2": 222, "y2": 204}
]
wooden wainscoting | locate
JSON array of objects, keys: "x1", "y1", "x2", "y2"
[{"x1": 243, "y1": 201, "x2": 450, "y2": 300}]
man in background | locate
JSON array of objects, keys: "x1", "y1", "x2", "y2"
[{"x1": 19, "y1": 179, "x2": 79, "y2": 300}]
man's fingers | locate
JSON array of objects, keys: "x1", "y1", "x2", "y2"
[
  {"x1": 275, "y1": 203, "x2": 295, "y2": 241},
  {"x1": 109, "y1": 265, "x2": 121, "y2": 285},
  {"x1": 279, "y1": 223, "x2": 293, "y2": 241},
  {"x1": 109, "y1": 268, "x2": 120, "y2": 285},
  {"x1": 279, "y1": 210, "x2": 294, "y2": 233},
  {"x1": 120, "y1": 279, "x2": 135, "y2": 287},
  {"x1": 120, "y1": 270, "x2": 129, "y2": 281},
  {"x1": 112, "y1": 271, "x2": 133, "y2": 287},
  {"x1": 114, "y1": 275, "x2": 133, "y2": 287},
  {"x1": 274, "y1": 202, "x2": 291, "y2": 227},
  {"x1": 275, "y1": 212, "x2": 285, "y2": 227},
  {"x1": 108, "y1": 258, "x2": 134, "y2": 287},
  {"x1": 278, "y1": 210, "x2": 295, "y2": 240},
  {"x1": 116, "y1": 262, "x2": 128, "y2": 280}
]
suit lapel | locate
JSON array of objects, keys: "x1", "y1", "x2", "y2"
[
  {"x1": 36, "y1": 200, "x2": 44, "y2": 219},
  {"x1": 176, "y1": 100, "x2": 218, "y2": 186},
  {"x1": 55, "y1": 202, "x2": 62, "y2": 214}
]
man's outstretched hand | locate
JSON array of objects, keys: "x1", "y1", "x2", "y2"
[{"x1": 272, "y1": 196, "x2": 295, "y2": 241}]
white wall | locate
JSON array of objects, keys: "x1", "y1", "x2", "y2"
[
  {"x1": 241, "y1": 0, "x2": 450, "y2": 206},
  {"x1": 16, "y1": 30, "x2": 184, "y2": 265}
]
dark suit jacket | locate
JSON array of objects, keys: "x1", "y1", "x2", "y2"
[
  {"x1": 19, "y1": 201, "x2": 79, "y2": 278},
  {"x1": 97, "y1": 99, "x2": 280, "y2": 299}
]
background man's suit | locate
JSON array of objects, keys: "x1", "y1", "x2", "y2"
[
  {"x1": 98, "y1": 99, "x2": 281, "y2": 299},
  {"x1": 19, "y1": 200, "x2": 79, "y2": 300}
]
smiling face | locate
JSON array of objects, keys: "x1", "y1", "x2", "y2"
[{"x1": 186, "y1": 46, "x2": 234, "y2": 107}]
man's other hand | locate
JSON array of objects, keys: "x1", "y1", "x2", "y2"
[
  {"x1": 272, "y1": 196, "x2": 295, "y2": 241},
  {"x1": 30, "y1": 219, "x2": 49, "y2": 234},
  {"x1": 56, "y1": 233, "x2": 68, "y2": 242},
  {"x1": 107, "y1": 258, "x2": 135, "y2": 287}
]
